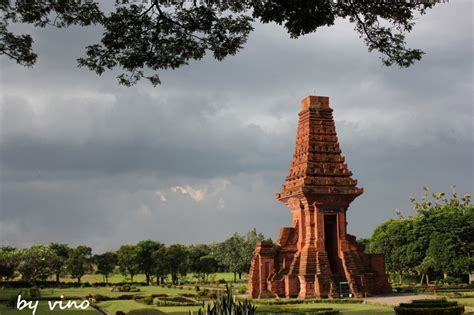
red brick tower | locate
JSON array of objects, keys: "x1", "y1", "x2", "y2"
[{"x1": 248, "y1": 96, "x2": 391, "y2": 299}]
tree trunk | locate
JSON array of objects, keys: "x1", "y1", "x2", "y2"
[
  {"x1": 238, "y1": 272, "x2": 242, "y2": 280},
  {"x1": 146, "y1": 273, "x2": 150, "y2": 285},
  {"x1": 398, "y1": 271, "x2": 403, "y2": 285},
  {"x1": 130, "y1": 274, "x2": 134, "y2": 283},
  {"x1": 233, "y1": 272, "x2": 236, "y2": 282},
  {"x1": 56, "y1": 273, "x2": 60, "y2": 283},
  {"x1": 77, "y1": 277, "x2": 81, "y2": 284},
  {"x1": 420, "y1": 273, "x2": 425, "y2": 285}
]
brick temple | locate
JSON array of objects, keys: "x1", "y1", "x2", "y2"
[{"x1": 248, "y1": 96, "x2": 391, "y2": 299}]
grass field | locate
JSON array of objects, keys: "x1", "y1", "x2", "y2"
[
  {"x1": 1, "y1": 273, "x2": 473, "y2": 314},
  {"x1": 54, "y1": 272, "x2": 246, "y2": 284},
  {"x1": 0, "y1": 302, "x2": 100, "y2": 314},
  {"x1": 0, "y1": 286, "x2": 190, "y2": 300},
  {"x1": 95, "y1": 300, "x2": 396, "y2": 314}
]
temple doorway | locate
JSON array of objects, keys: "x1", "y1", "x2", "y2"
[{"x1": 324, "y1": 214, "x2": 339, "y2": 273}]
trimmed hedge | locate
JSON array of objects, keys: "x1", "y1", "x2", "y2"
[
  {"x1": 394, "y1": 299, "x2": 464, "y2": 315},
  {"x1": 394, "y1": 306, "x2": 464, "y2": 315},
  {"x1": 153, "y1": 297, "x2": 200, "y2": 307},
  {"x1": 250, "y1": 298, "x2": 363, "y2": 305},
  {"x1": 256, "y1": 306, "x2": 339, "y2": 314}
]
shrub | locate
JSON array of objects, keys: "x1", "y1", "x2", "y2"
[
  {"x1": 111, "y1": 285, "x2": 141, "y2": 292},
  {"x1": 394, "y1": 299, "x2": 464, "y2": 315},
  {"x1": 207, "y1": 291, "x2": 218, "y2": 299},
  {"x1": 249, "y1": 298, "x2": 363, "y2": 305},
  {"x1": 153, "y1": 297, "x2": 199, "y2": 307},
  {"x1": 195, "y1": 285, "x2": 256, "y2": 315},
  {"x1": 93, "y1": 294, "x2": 112, "y2": 301},
  {"x1": 117, "y1": 294, "x2": 134, "y2": 300},
  {"x1": 218, "y1": 279, "x2": 226, "y2": 284}
]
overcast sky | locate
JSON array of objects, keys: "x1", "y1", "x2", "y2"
[{"x1": 1, "y1": 1, "x2": 473, "y2": 253}]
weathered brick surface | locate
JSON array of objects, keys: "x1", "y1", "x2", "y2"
[{"x1": 249, "y1": 96, "x2": 391, "y2": 299}]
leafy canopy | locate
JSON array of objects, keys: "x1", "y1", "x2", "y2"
[
  {"x1": 1, "y1": 0, "x2": 436, "y2": 86},
  {"x1": 369, "y1": 187, "x2": 473, "y2": 282}
]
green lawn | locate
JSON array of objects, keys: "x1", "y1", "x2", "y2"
[
  {"x1": 0, "y1": 286, "x2": 198, "y2": 300},
  {"x1": 0, "y1": 302, "x2": 100, "y2": 314},
  {"x1": 54, "y1": 272, "x2": 247, "y2": 284},
  {"x1": 263, "y1": 303, "x2": 395, "y2": 315},
  {"x1": 447, "y1": 297, "x2": 474, "y2": 307},
  {"x1": 96, "y1": 300, "x2": 396, "y2": 315}
]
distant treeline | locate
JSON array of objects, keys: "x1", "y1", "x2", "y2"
[{"x1": 0, "y1": 229, "x2": 268, "y2": 285}]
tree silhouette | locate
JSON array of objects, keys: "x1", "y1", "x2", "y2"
[{"x1": 1, "y1": 0, "x2": 436, "y2": 86}]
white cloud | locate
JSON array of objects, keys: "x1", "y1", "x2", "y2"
[
  {"x1": 155, "y1": 191, "x2": 167, "y2": 202},
  {"x1": 170, "y1": 179, "x2": 231, "y2": 202},
  {"x1": 171, "y1": 185, "x2": 207, "y2": 202}
]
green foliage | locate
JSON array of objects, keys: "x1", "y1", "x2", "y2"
[
  {"x1": 94, "y1": 251, "x2": 117, "y2": 284},
  {"x1": 188, "y1": 244, "x2": 214, "y2": 278},
  {"x1": 394, "y1": 298, "x2": 464, "y2": 315},
  {"x1": 355, "y1": 238, "x2": 370, "y2": 252},
  {"x1": 215, "y1": 229, "x2": 267, "y2": 282},
  {"x1": 369, "y1": 218, "x2": 424, "y2": 284},
  {"x1": 1, "y1": 1, "x2": 437, "y2": 86},
  {"x1": 48, "y1": 243, "x2": 70, "y2": 283},
  {"x1": 163, "y1": 244, "x2": 189, "y2": 285},
  {"x1": 136, "y1": 240, "x2": 165, "y2": 285},
  {"x1": 117, "y1": 244, "x2": 141, "y2": 283},
  {"x1": 197, "y1": 255, "x2": 218, "y2": 281},
  {"x1": 0, "y1": 246, "x2": 17, "y2": 280},
  {"x1": 250, "y1": 298, "x2": 363, "y2": 305},
  {"x1": 369, "y1": 187, "x2": 473, "y2": 284},
  {"x1": 194, "y1": 285, "x2": 256, "y2": 315},
  {"x1": 17, "y1": 245, "x2": 59, "y2": 283},
  {"x1": 66, "y1": 245, "x2": 93, "y2": 283},
  {"x1": 0, "y1": 0, "x2": 102, "y2": 66}
]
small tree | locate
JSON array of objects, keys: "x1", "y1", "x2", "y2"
[
  {"x1": 116, "y1": 244, "x2": 140, "y2": 283},
  {"x1": 49, "y1": 243, "x2": 70, "y2": 283},
  {"x1": 136, "y1": 240, "x2": 164, "y2": 285},
  {"x1": 216, "y1": 233, "x2": 246, "y2": 282},
  {"x1": 67, "y1": 246, "x2": 93, "y2": 284},
  {"x1": 197, "y1": 255, "x2": 218, "y2": 281},
  {"x1": 0, "y1": 246, "x2": 18, "y2": 280},
  {"x1": 369, "y1": 219, "x2": 423, "y2": 284},
  {"x1": 188, "y1": 244, "x2": 212, "y2": 273},
  {"x1": 17, "y1": 245, "x2": 58, "y2": 284},
  {"x1": 94, "y1": 251, "x2": 117, "y2": 284},
  {"x1": 164, "y1": 244, "x2": 188, "y2": 285}
]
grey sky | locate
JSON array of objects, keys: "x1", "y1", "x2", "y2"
[{"x1": 1, "y1": 1, "x2": 473, "y2": 253}]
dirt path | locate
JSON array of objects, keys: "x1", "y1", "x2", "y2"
[{"x1": 364, "y1": 294, "x2": 437, "y2": 306}]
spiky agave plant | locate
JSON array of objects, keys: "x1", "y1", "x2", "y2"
[{"x1": 191, "y1": 285, "x2": 256, "y2": 315}]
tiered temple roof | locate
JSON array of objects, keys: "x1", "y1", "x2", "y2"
[{"x1": 276, "y1": 96, "x2": 363, "y2": 201}]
